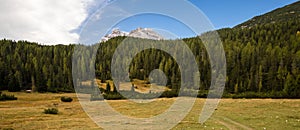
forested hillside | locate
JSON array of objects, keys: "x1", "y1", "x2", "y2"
[
  {"x1": 0, "y1": 2, "x2": 300, "y2": 98},
  {"x1": 236, "y1": 1, "x2": 300, "y2": 28},
  {"x1": 95, "y1": 20, "x2": 300, "y2": 98},
  {"x1": 0, "y1": 40, "x2": 74, "y2": 92}
]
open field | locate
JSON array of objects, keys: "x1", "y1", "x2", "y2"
[{"x1": 0, "y1": 92, "x2": 299, "y2": 130}]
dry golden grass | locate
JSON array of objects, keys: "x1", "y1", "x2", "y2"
[
  {"x1": 0, "y1": 92, "x2": 99, "y2": 130},
  {"x1": 0, "y1": 92, "x2": 299, "y2": 130},
  {"x1": 107, "y1": 98, "x2": 175, "y2": 118}
]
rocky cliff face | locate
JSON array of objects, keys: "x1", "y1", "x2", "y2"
[
  {"x1": 128, "y1": 28, "x2": 164, "y2": 40},
  {"x1": 101, "y1": 29, "x2": 128, "y2": 42},
  {"x1": 101, "y1": 28, "x2": 164, "y2": 42}
]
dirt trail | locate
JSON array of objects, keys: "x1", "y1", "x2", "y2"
[
  {"x1": 216, "y1": 119, "x2": 239, "y2": 130},
  {"x1": 214, "y1": 116, "x2": 253, "y2": 130}
]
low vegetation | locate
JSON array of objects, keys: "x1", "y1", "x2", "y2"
[
  {"x1": 60, "y1": 96, "x2": 73, "y2": 102},
  {"x1": 100, "y1": 88, "x2": 298, "y2": 100},
  {"x1": 0, "y1": 91, "x2": 17, "y2": 101},
  {"x1": 44, "y1": 108, "x2": 58, "y2": 115}
]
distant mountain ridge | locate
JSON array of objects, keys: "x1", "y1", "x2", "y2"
[
  {"x1": 101, "y1": 27, "x2": 164, "y2": 42},
  {"x1": 236, "y1": 1, "x2": 300, "y2": 28}
]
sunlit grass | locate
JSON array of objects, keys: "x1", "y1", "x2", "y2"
[{"x1": 0, "y1": 92, "x2": 299, "y2": 130}]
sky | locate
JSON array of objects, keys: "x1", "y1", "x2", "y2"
[{"x1": 0, "y1": 0, "x2": 298, "y2": 45}]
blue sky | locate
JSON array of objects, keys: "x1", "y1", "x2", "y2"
[
  {"x1": 0, "y1": 0, "x2": 298, "y2": 44},
  {"x1": 190, "y1": 0, "x2": 298, "y2": 29},
  {"x1": 111, "y1": 0, "x2": 298, "y2": 30},
  {"x1": 79, "y1": 0, "x2": 298, "y2": 44}
]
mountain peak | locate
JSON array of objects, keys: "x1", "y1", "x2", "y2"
[
  {"x1": 101, "y1": 28, "x2": 164, "y2": 42},
  {"x1": 101, "y1": 28, "x2": 128, "y2": 42}
]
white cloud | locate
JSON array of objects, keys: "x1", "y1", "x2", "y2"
[{"x1": 0, "y1": 0, "x2": 96, "y2": 45}]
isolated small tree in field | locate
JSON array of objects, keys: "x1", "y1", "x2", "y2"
[
  {"x1": 106, "y1": 83, "x2": 111, "y2": 93},
  {"x1": 113, "y1": 84, "x2": 118, "y2": 93}
]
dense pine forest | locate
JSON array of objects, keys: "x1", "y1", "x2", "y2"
[{"x1": 0, "y1": 2, "x2": 300, "y2": 98}]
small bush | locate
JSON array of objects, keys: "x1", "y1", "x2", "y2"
[
  {"x1": 103, "y1": 93, "x2": 124, "y2": 100},
  {"x1": 44, "y1": 108, "x2": 58, "y2": 114},
  {"x1": 61, "y1": 96, "x2": 73, "y2": 102},
  {"x1": 0, "y1": 92, "x2": 17, "y2": 101},
  {"x1": 231, "y1": 92, "x2": 270, "y2": 99},
  {"x1": 159, "y1": 90, "x2": 178, "y2": 98},
  {"x1": 103, "y1": 91, "x2": 162, "y2": 100},
  {"x1": 197, "y1": 90, "x2": 208, "y2": 98},
  {"x1": 3, "y1": 128, "x2": 14, "y2": 130}
]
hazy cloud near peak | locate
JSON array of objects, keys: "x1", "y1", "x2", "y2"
[{"x1": 0, "y1": 0, "x2": 97, "y2": 45}]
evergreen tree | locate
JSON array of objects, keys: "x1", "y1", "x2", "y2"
[{"x1": 106, "y1": 83, "x2": 111, "y2": 93}]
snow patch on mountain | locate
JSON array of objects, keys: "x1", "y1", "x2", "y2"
[{"x1": 101, "y1": 28, "x2": 164, "y2": 42}]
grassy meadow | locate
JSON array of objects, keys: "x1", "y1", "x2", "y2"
[{"x1": 0, "y1": 92, "x2": 299, "y2": 130}]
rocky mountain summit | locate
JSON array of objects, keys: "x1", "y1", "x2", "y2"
[{"x1": 101, "y1": 27, "x2": 164, "y2": 42}]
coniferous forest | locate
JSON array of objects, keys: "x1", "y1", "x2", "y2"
[{"x1": 0, "y1": 2, "x2": 300, "y2": 98}]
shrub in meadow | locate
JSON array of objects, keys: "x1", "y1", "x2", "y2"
[
  {"x1": 0, "y1": 92, "x2": 17, "y2": 101},
  {"x1": 44, "y1": 108, "x2": 58, "y2": 114},
  {"x1": 60, "y1": 96, "x2": 73, "y2": 102}
]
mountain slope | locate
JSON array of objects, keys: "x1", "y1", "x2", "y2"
[
  {"x1": 101, "y1": 28, "x2": 164, "y2": 42},
  {"x1": 128, "y1": 28, "x2": 164, "y2": 40},
  {"x1": 236, "y1": 1, "x2": 300, "y2": 28},
  {"x1": 101, "y1": 29, "x2": 128, "y2": 42}
]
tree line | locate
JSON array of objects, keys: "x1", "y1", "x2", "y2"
[
  {"x1": 0, "y1": 40, "x2": 74, "y2": 92},
  {"x1": 0, "y1": 20, "x2": 299, "y2": 98}
]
